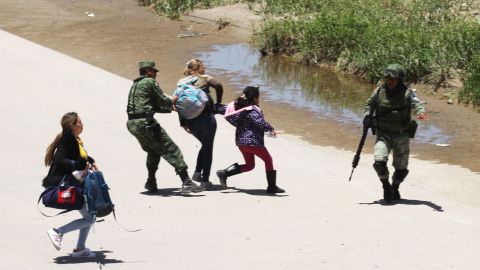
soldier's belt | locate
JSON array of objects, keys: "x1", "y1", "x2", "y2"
[{"x1": 128, "y1": 113, "x2": 149, "y2": 120}]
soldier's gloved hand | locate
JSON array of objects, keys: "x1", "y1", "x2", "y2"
[{"x1": 73, "y1": 158, "x2": 87, "y2": 170}]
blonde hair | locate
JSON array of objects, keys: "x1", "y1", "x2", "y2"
[
  {"x1": 44, "y1": 112, "x2": 79, "y2": 166},
  {"x1": 183, "y1": 58, "x2": 203, "y2": 76}
]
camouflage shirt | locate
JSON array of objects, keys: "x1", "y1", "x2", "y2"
[{"x1": 127, "y1": 76, "x2": 173, "y2": 115}]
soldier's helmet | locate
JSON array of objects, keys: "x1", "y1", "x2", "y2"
[
  {"x1": 139, "y1": 61, "x2": 159, "y2": 72},
  {"x1": 383, "y1": 64, "x2": 406, "y2": 80}
]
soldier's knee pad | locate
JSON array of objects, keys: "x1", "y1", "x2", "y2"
[
  {"x1": 373, "y1": 161, "x2": 389, "y2": 179},
  {"x1": 392, "y1": 169, "x2": 409, "y2": 184}
]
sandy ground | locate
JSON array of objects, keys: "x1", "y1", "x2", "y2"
[
  {"x1": 2, "y1": 29, "x2": 480, "y2": 270},
  {"x1": 1, "y1": 1, "x2": 480, "y2": 269}
]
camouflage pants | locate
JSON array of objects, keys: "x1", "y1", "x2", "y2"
[
  {"x1": 127, "y1": 119, "x2": 188, "y2": 174},
  {"x1": 374, "y1": 131, "x2": 410, "y2": 170}
]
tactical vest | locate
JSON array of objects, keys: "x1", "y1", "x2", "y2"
[{"x1": 375, "y1": 86, "x2": 412, "y2": 133}]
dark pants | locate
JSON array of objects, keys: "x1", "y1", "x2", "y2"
[{"x1": 188, "y1": 112, "x2": 217, "y2": 181}]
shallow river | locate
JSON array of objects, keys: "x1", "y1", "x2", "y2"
[{"x1": 197, "y1": 43, "x2": 450, "y2": 146}]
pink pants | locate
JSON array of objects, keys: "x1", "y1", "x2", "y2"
[{"x1": 238, "y1": 145, "x2": 274, "y2": 172}]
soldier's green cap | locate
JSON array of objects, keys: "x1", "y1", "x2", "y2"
[
  {"x1": 139, "y1": 61, "x2": 159, "y2": 72},
  {"x1": 383, "y1": 64, "x2": 406, "y2": 78}
]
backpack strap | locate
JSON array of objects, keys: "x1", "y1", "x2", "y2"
[
  {"x1": 177, "y1": 75, "x2": 198, "y2": 86},
  {"x1": 127, "y1": 77, "x2": 146, "y2": 115},
  {"x1": 110, "y1": 208, "x2": 142, "y2": 232},
  {"x1": 37, "y1": 198, "x2": 74, "y2": 217},
  {"x1": 83, "y1": 171, "x2": 95, "y2": 214}
]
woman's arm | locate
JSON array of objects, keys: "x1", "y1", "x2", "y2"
[
  {"x1": 172, "y1": 95, "x2": 179, "y2": 111},
  {"x1": 208, "y1": 79, "x2": 224, "y2": 104},
  {"x1": 53, "y1": 144, "x2": 86, "y2": 171}
]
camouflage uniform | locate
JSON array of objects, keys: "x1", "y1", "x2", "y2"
[
  {"x1": 127, "y1": 61, "x2": 201, "y2": 193},
  {"x1": 364, "y1": 64, "x2": 425, "y2": 201}
]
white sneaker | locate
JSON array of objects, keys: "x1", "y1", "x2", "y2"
[
  {"x1": 72, "y1": 248, "x2": 97, "y2": 258},
  {"x1": 47, "y1": 228, "x2": 62, "y2": 251}
]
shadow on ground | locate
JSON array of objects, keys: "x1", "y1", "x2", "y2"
[
  {"x1": 203, "y1": 184, "x2": 227, "y2": 191},
  {"x1": 223, "y1": 187, "x2": 289, "y2": 197},
  {"x1": 53, "y1": 250, "x2": 126, "y2": 265},
  {"x1": 140, "y1": 188, "x2": 206, "y2": 197},
  {"x1": 359, "y1": 198, "x2": 443, "y2": 212},
  {"x1": 138, "y1": 185, "x2": 289, "y2": 197}
]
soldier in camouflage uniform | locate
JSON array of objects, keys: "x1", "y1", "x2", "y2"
[
  {"x1": 126, "y1": 61, "x2": 203, "y2": 194},
  {"x1": 364, "y1": 64, "x2": 427, "y2": 203}
]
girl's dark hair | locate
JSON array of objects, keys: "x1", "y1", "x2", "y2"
[{"x1": 234, "y1": 86, "x2": 260, "y2": 110}]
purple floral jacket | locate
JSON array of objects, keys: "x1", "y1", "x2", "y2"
[{"x1": 223, "y1": 104, "x2": 274, "y2": 146}]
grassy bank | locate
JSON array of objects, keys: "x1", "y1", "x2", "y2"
[
  {"x1": 252, "y1": 0, "x2": 480, "y2": 106},
  {"x1": 150, "y1": 0, "x2": 480, "y2": 106},
  {"x1": 151, "y1": 0, "x2": 255, "y2": 19}
]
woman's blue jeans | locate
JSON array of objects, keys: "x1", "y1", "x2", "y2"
[{"x1": 57, "y1": 206, "x2": 95, "y2": 250}]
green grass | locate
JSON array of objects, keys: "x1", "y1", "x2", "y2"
[
  {"x1": 150, "y1": 0, "x2": 480, "y2": 105},
  {"x1": 152, "y1": 0, "x2": 255, "y2": 19},
  {"x1": 462, "y1": 53, "x2": 480, "y2": 106},
  {"x1": 252, "y1": 0, "x2": 480, "y2": 105}
]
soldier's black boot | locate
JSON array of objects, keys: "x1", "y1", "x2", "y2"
[
  {"x1": 178, "y1": 170, "x2": 204, "y2": 194},
  {"x1": 266, "y1": 170, "x2": 285, "y2": 194},
  {"x1": 381, "y1": 179, "x2": 394, "y2": 203},
  {"x1": 373, "y1": 161, "x2": 393, "y2": 202},
  {"x1": 392, "y1": 169, "x2": 409, "y2": 200},
  {"x1": 144, "y1": 178, "x2": 158, "y2": 192},
  {"x1": 216, "y1": 163, "x2": 241, "y2": 188},
  {"x1": 144, "y1": 167, "x2": 158, "y2": 192},
  {"x1": 392, "y1": 183, "x2": 400, "y2": 200}
]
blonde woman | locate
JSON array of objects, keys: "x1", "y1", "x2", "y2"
[
  {"x1": 43, "y1": 112, "x2": 98, "y2": 258},
  {"x1": 178, "y1": 58, "x2": 224, "y2": 188}
]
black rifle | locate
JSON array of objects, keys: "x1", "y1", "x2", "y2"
[{"x1": 348, "y1": 90, "x2": 379, "y2": 181}]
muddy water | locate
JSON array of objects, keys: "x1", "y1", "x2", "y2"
[{"x1": 197, "y1": 43, "x2": 450, "y2": 145}]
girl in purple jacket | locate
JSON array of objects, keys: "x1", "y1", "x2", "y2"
[{"x1": 216, "y1": 86, "x2": 285, "y2": 194}]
